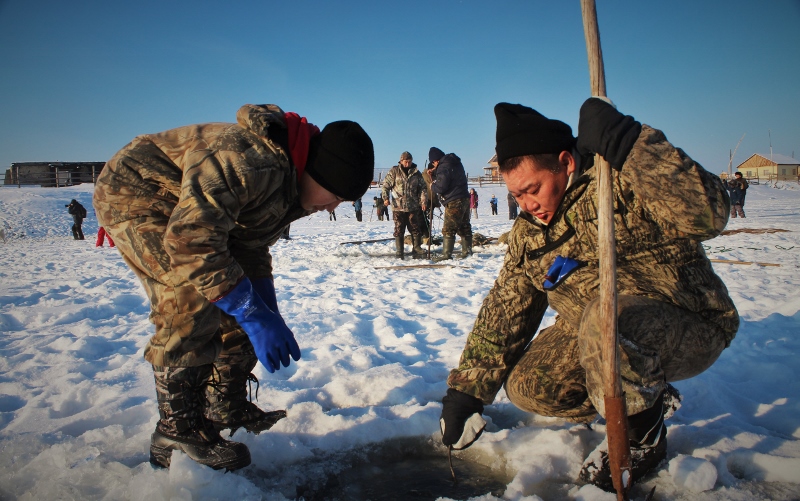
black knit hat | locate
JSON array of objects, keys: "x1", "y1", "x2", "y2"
[
  {"x1": 306, "y1": 121, "x2": 375, "y2": 201},
  {"x1": 428, "y1": 147, "x2": 445, "y2": 163},
  {"x1": 494, "y1": 103, "x2": 575, "y2": 165}
]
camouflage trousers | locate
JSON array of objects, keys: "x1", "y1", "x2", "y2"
[
  {"x1": 93, "y1": 169, "x2": 252, "y2": 368},
  {"x1": 505, "y1": 295, "x2": 729, "y2": 421},
  {"x1": 393, "y1": 210, "x2": 425, "y2": 238},
  {"x1": 441, "y1": 198, "x2": 472, "y2": 239}
]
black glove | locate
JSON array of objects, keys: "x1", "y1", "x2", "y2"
[
  {"x1": 576, "y1": 97, "x2": 642, "y2": 169},
  {"x1": 440, "y1": 388, "x2": 486, "y2": 450}
]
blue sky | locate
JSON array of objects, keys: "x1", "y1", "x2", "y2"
[{"x1": 1, "y1": 0, "x2": 798, "y2": 176}]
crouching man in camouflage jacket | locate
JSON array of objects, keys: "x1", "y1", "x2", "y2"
[
  {"x1": 94, "y1": 104, "x2": 373, "y2": 471},
  {"x1": 439, "y1": 99, "x2": 738, "y2": 490}
]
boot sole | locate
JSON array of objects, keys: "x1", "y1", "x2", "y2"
[{"x1": 150, "y1": 432, "x2": 251, "y2": 471}]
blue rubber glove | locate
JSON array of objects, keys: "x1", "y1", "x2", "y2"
[
  {"x1": 212, "y1": 278, "x2": 301, "y2": 373},
  {"x1": 251, "y1": 277, "x2": 279, "y2": 314}
]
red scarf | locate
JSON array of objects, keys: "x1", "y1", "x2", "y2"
[{"x1": 283, "y1": 112, "x2": 320, "y2": 180}]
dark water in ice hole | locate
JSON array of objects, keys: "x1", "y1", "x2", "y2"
[{"x1": 288, "y1": 438, "x2": 512, "y2": 501}]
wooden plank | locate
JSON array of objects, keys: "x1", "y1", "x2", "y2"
[
  {"x1": 710, "y1": 259, "x2": 780, "y2": 267},
  {"x1": 373, "y1": 264, "x2": 469, "y2": 270}
]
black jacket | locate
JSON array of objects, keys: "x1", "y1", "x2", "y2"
[
  {"x1": 67, "y1": 200, "x2": 86, "y2": 224},
  {"x1": 431, "y1": 153, "x2": 469, "y2": 205}
]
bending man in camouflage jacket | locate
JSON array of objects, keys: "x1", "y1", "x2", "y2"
[
  {"x1": 381, "y1": 151, "x2": 428, "y2": 258},
  {"x1": 439, "y1": 99, "x2": 738, "y2": 490},
  {"x1": 94, "y1": 104, "x2": 374, "y2": 471}
]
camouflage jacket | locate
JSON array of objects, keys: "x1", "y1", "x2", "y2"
[
  {"x1": 448, "y1": 125, "x2": 739, "y2": 403},
  {"x1": 421, "y1": 170, "x2": 441, "y2": 208},
  {"x1": 381, "y1": 163, "x2": 428, "y2": 212},
  {"x1": 98, "y1": 104, "x2": 310, "y2": 302}
]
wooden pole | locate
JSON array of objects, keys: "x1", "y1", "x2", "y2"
[
  {"x1": 580, "y1": 1, "x2": 631, "y2": 499},
  {"x1": 426, "y1": 162, "x2": 436, "y2": 259}
]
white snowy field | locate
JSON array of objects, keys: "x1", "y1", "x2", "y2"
[{"x1": 1, "y1": 181, "x2": 800, "y2": 501}]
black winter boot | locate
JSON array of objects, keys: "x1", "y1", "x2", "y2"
[
  {"x1": 578, "y1": 392, "x2": 668, "y2": 491},
  {"x1": 435, "y1": 236, "x2": 456, "y2": 261},
  {"x1": 411, "y1": 234, "x2": 426, "y2": 258},
  {"x1": 460, "y1": 235, "x2": 473, "y2": 258},
  {"x1": 206, "y1": 351, "x2": 287, "y2": 435},
  {"x1": 394, "y1": 236, "x2": 405, "y2": 259},
  {"x1": 149, "y1": 365, "x2": 251, "y2": 471}
]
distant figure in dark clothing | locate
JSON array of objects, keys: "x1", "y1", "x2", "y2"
[
  {"x1": 428, "y1": 147, "x2": 472, "y2": 259},
  {"x1": 66, "y1": 199, "x2": 86, "y2": 240},
  {"x1": 507, "y1": 192, "x2": 518, "y2": 219},
  {"x1": 353, "y1": 199, "x2": 363, "y2": 221},
  {"x1": 329, "y1": 210, "x2": 337, "y2": 221},
  {"x1": 280, "y1": 224, "x2": 291, "y2": 240},
  {"x1": 727, "y1": 179, "x2": 746, "y2": 218}
]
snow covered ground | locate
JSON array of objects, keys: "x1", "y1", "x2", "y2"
[{"x1": 1, "y1": 181, "x2": 799, "y2": 500}]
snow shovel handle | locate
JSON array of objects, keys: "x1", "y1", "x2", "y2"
[{"x1": 580, "y1": 0, "x2": 631, "y2": 499}]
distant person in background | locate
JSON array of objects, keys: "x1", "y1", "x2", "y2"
[
  {"x1": 353, "y1": 198, "x2": 363, "y2": 222},
  {"x1": 93, "y1": 103, "x2": 374, "y2": 472},
  {"x1": 381, "y1": 151, "x2": 428, "y2": 258},
  {"x1": 489, "y1": 194, "x2": 498, "y2": 215},
  {"x1": 727, "y1": 178, "x2": 746, "y2": 218},
  {"x1": 373, "y1": 196, "x2": 384, "y2": 221},
  {"x1": 507, "y1": 192, "x2": 519, "y2": 219},
  {"x1": 469, "y1": 188, "x2": 479, "y2": 219},
  {"x1": 66, "y1": 199, "x2": 86, "y2": 240},
  {"x1": 734, "y1": 171, "x2": 749, "y2": 206},
  {"x1": 428, "y1": 147, "x2": 472, "y2": 259},
  {"x1": 95, "y1": 226, "x2": 115, "y2": 247},
  {"x1": 329, "y1": 209, "x2": 337, "y2": 221},
  {"x1": 733, "y1": 172, "x2": 750, "y2": 203}
]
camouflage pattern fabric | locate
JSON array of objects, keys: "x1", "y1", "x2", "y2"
[
  {"x1": 93, "y1": 104, "x2": 310, "y2": 367},
  {"x1": 504, "y1": 315, "x2": 596, "y2": 423},
  {"x1": 381, "y1": 164, "x2": 428, "y2": 212},
  {"x1": 505, "y1": 295, "x2": 729, "y2": 421},
  {"x1": 448, "y1": 125, "x2": 739, "y2": 417},
  {"x1": 421, "y1": 169, "x2": 441, "y2": 208},
  {"x1": 441, "y1": 197, "x2": 472, "y2": 239},
  {"x1": 393, "y1": 210, "x2": 425, "y2": 238},
  {"x1": 153, "y1": 364, "x2": 215, "y2": 435}
]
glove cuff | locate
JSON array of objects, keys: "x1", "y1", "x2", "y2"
[
  {"x1": 212, "y1": 277, "x2": 263, "y2": 319},
  {"x1": 252, "y1": 277, "x2": 279, "y2": 313}
]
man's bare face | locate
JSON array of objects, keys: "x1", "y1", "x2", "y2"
[
  {"x1": 298, "y1": 173, "x2": 343, "y2": 213},
  {"x1": 502, "y1": 152, "x2": 575, "y2": 224}
]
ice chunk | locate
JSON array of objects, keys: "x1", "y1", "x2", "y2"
[{"x1": 669, "y1": 454, "x2": 717, "y2": 492}]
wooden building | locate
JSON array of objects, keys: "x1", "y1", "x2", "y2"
[
  {"x1": 736, "y1": 154, "x2": 799, "y2": 182},
  {"x1": 3, "y1": 162, "x2": 105, "y2": 187},
  {"x1": 482, "y1": 154, "x2": 501, "y2": 182}
]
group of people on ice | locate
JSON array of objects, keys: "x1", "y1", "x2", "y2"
[
  {"x1": 380, "y1": 149, "x2": 474, "y2": 260},
  {"x1": 91, "y1": 98, "x2": 738, "y2": 491}
]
